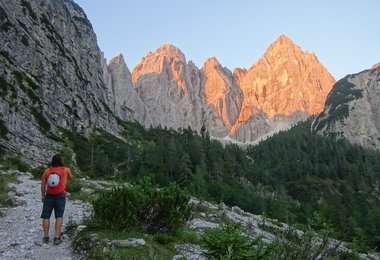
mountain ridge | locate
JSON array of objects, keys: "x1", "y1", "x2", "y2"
[
  {"x1": 0, "y1": 0, "x2": 336, "y2": 163},
  {"x1": 312, "y1": 66, "x2": 380, "y2": 150},
  {"x1": 109, "y1": 35, "x2": 336, "y2": 142}
]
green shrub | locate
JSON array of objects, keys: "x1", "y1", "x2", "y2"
[
  {"x1": 30, "y1": 166, "x2": 44, "y2": 180},
  {"x1": 31, "y1": 107, "x2": 50, "y2": 133},
  {"x1": 0, "y1": 6, "x2": 12, "y2": 32},
  {"x1": 0, "y1": 119, "x2": 8, "y2": 138},
  {"x1": 92, "y1": 178, "x2": 193, "y2": 234},
  {"x1": 25, "y1": 76, "x2": 39, "y2": 90},
  {"x1": 21, "y1": 35, "x2": 29, "y2": 47},
  {"x1": 201, "y1": 222, "x2": 276, "y2": 260},
  {"x1": 0, "y1": 6, "x2": 7, "y2": 20},
  {"x1": 3, "y1": 157, "x2": 30, "y2": 172},
  {"x1": 0, "y1": 174, "x2": 17, "y2": 207},
  {"x1": 72, "y1": 231, "x2": 121, "y2": 260},
  {"x1": 154, "y1": 233, "x2": 176, "y2": 245},
  {"x1": 21, "y1": 0, "x2": 37, "y2": 20},
  {"x1": 12, "y1": 71, "x2": 24, "y2": 86},
  {"x1": 66, "y1": 178, "x2": 83, "y2": 193},
  {"x1": 174, "y1": 228, "x2": 200, "y2": 244},
  {"x1": 313, "y1": 78, "x2": 363, "y2": 131},
  {"x1": 26, "y1": 88, "x2": 40, "y2": 104},
  {"x1": 0, "y1": 76, "x2": 9, "y2": 96},
  {"x1": 0, "y1": 50, "x2": 13, "y2": 64},
  {"x1": 65, "y1": 217, "x2": 78, "y2": 238}
]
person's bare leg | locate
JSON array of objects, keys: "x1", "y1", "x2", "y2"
[
  {"x1": 55, "y1": 217, "x2": 63, "y2": 238},
  {"x1": 42, "y1": 219, "x2": 50, "y2": 238}
]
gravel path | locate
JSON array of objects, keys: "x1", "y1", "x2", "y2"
[{"x1": 0, "y1": 170, "x2": 90, "y2": 260}]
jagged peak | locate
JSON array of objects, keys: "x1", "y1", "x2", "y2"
[
  {"x1": 371, "y1": 62, "x2": 380, "y2": 70},
  {"x1": 265, "y1": 34, "x2": 301, "y2": 55},
  {"x1": 108, "y1": 53, "x2": 125, "y2": 65},
  {"x1": 203, "y1": 57, "x2": 221, "y2": 68},
  {"x1": 274, "y1": 34, "x2": 294, "y2": 45},
  {"x1": 132, "y1": 44, "x2": 188, "y2": 86},
  {"x1": 233, "y1": 67, "x2": 247, "y2": 74},
  {"x1": 153, "y1": 44, "x2": 186, "y2": 61},
  {"x1": 157, "y1": 43, "x2": 181, "y2": 52}
]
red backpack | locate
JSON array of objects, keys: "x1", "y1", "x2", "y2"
[{"x1": 46, "y1": 167, "x2": 65, "y2": 195}]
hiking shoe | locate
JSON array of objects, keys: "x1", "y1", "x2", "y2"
[
  {"x1": 42, "y1": 237, "x2": 49, "y2": 244},
  {"x1": 53, "y1": 236, "x2": 62, "y2": 245}
]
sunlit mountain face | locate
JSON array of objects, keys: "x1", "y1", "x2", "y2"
[{"x1": 110, "y1": 35, "x2": 335, "y2": 143}]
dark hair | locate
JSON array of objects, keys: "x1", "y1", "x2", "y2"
[{"x1": 51, "y1": 154, "x2": 64, "y2": 167}]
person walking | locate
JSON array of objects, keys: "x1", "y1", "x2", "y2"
[{"x1": 40, "y1": 154, "x2": 73, "y2": 245}]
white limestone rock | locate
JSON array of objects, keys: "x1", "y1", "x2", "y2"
[
  {"x1": 0, "y1": 0, "x2": 120, "y2": 165},
  {"x1": 105, "y1": 54, "x2": 152, "y2": 126},
  {"x1": 313, "y1": 67, "x2": 380, "y2": 150}
]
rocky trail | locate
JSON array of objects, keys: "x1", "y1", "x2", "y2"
[
  {"x1": 1, "y1": 169, "x2": 378, "y2": 260},
  {"x1": 0, "y1": 170, "x2": 90, "y2": 260}
]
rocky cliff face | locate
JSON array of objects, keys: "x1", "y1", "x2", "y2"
[
  {"x1": 111, "y1": 36, "x2": 335, "y2": 143},
  {"x1": 231, "y1": 35, "x2": 335, "y2": 142},
  {"x1": 202, "y1": 57, "x2": 243, "y2": 137},
  {"x1": 130, "y1": 44, "x2": 203, "y2": 131},
  {"x1": 104, "y1": 54, "x2": 152, "y2": 126},
  {"x1": 312, "y1": 66, "x2": 380, "y2": 150},
  {"x1": 0, "y1": 0, "x2": 337, "y2": 161},
  {"x1": 0, "y1": 0, "x2": 118, "y2": 164}
]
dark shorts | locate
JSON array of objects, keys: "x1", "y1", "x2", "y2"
[{"x1": 40, "y1": 192, "x2": 66, "y2": 219}]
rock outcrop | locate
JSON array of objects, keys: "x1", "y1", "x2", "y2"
[
  {"x1": 0, "y1": 0, "x2": 336, "y2": 160},
  {"x1": 0, "y1": 0, "x2": 119, "y2": 164},
  {"x1": 371, "y1": 63, "x2": 380, "y2": 70},
  {"x1": 202, "y1": 57, "x2": 243, "y2": 137},
  {"x1": 231, "y1": 35, "x2": 335, "y2": 142},
  {"x1": 130, "y1": 44, "x2": 203, "y2": 131},
  {"x1": 312, "y1": 67, "x2": 380, "y2": 150},
  {"x1": 120, "y1": 36, "x2": 335, "y2": 143},
  {"x1": 104, "y1": 54, "x2": 152, "y2": 126}
]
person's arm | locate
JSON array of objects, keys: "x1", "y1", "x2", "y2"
[
  {"x1": 41, "y1": 177, "x2": 47, "y2": 202},
  {"x1": 66, "y1": 168, "x2": 73, "y2": 180},
  {"x1": 64, "y1": 168, "x2": 73, "y2": 198}
]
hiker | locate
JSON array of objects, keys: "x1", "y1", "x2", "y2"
[{"x1": 40, "y1": 154, "x2": 73, "y2": 245}]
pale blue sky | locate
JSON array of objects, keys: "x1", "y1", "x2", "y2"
[{"x1": 74, "y1": 0, "x2": 380, "y2": 80}]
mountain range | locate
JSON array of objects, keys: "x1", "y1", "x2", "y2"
[
  {"x1": 0, "y1": 0, "x2": 379, "y2": 164},
  {"x1": 105, "y1": 35, "x2": 336, "y2": 144}
]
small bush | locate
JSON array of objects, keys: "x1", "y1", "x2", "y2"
[
  {"x1": 12, "y1": 71, "x2": 24, "y2": 86},
  {"x1": 31, "y1": 107, "x2": 51, "y2": 133},
  {"x1": 92, "y1": 178, "x2": 193, "y2": 234},
  {"x1": 21, "y1": 35, "x2": 29, "y2": 46},
  {"x1": 0, "y1": 76, "x2": 9, "y2": 96},
  {"x1": 21, "y1": 0, "x2": 37, "y2": 20},
  {"x1": 66, "y1": 178, "x2": 83, "y2": 193},
  {"x1": 174, "y1": 228, "x2": 200, "y2": 244},
  {"x1": 0, "y1": 119, "x2": 8, "y2": 138},
  {"x1": 65, "y1": 218, "x2": 78, "y2": 238},
  {"x1": 154, "y1": 233, "x2": 176, "y2": 245},
  {"x1": 0, "y1": 173, "x2": 18, "y2": 207},
  {"x1": 72, "y1": 231, "x2": 121, "y2": 259},
  {"x1": 0, "y1": 6, "x2": 7, "y2": 20},
  {"x1": 30, "y1": 166, "x2": 44, "y2": 180},
  {"x1": 26, "y1": 88, "x2": 41, "y2": 104},
  {"x1": 3, "y1": 157, "x2": 30, "y2": 172},
  {"x1": 0, "y1": 50, "x2": 13, "y2": 64},
  {"x1": 201, "y1": 222, "x2": 274, "y2": 260}
]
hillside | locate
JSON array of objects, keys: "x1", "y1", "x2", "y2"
[
  {"x1": 313, "y1": 66, "x2": 380, "y2": 150},
  {"x1": 3, "y1": 118, "x2": 377, "y2": 253},
  {"x1": 0, "y1": 167, "x2": 372, "y2": 259},
  {"x1": 0, "y1": 0, "x2": 379, "y2": 257},
  {"x1": 0, "y1": 0, "x2": 120, "y2": 165},
  {"x1": 0, "y1": 0, "x2": 336, "y2": 166}
]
